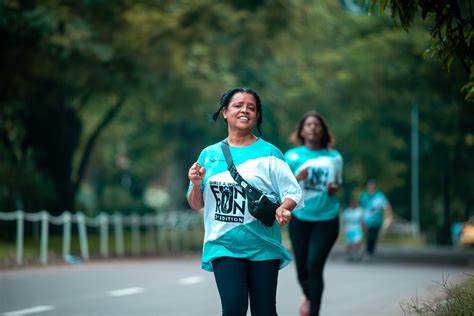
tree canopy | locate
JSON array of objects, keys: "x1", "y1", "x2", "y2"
[
  {"x1": 368, "y1": 0, "x2": 473, "y2": 101},
  {"x1": 1, "y1": 0, "x2": 472, "y2": 243}
]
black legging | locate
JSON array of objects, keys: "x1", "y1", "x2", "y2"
[
  {"x1": 365, "y1": 225, "x2": 381, "y2": 255},
  {"x1": 289, "y1": 216, "x2": 339, "y2": 316},
  {"x1": 212, "y1": 257, "x2": 280, "y2": 316}
]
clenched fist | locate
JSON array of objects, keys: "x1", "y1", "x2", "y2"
[
  {"x1": 275, "y1": 206, "x2": 292, "y2": 225},
  {"x1": 188, "y1": 162, "x2": 206, "y2": 186}
]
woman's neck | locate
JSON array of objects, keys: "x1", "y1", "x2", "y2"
[
  {"x1": 227, "y1": 132, "x2": 257, "y2": 147},
  {"x1": 304, "y1": 140, "x2": 322, "y2": 150}
]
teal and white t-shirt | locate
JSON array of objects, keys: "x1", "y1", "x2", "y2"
[
  {"x1": 359, "y1": 191, "x2": 389, "y2": 227},
  {"x1": 188, "y1": 138, "x2": 302, "y2": 272},
  {"x1": 284, "y1": 146, "x2": 343, "y2": 221},
  {"x1": 342, "y1": 206, "x2": 363, "y2": 244}
]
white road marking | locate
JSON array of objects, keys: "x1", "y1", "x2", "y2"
[
  {"x1": 3, "y1": 305, "x2": 55, "y2": 315},
  {"x1": 108, "y1": 287, "x2": 145, "y2": 297},
  {"x1": 178, "y1": 276, "x2": 205, "y2": 285}
]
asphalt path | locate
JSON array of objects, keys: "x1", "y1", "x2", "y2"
[{"x1": 1, "y1": 254, "x2": 471, "y2": 316}]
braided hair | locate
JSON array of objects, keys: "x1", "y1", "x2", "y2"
[{"x1": 212, "y1": 87, "x2": 263, "y2": 136}]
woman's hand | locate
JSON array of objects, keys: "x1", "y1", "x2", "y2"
[
  {"x1": 296, "y1": 167, "x2": 309, "y2": 181},
  {"x1": 327, "y1": 182, "x2": 339, "y2": 195},
  {"x1": 275, "y1": 206, "x2": 292, "y2": 225},
  {"x1": 275, "y1": 197, "x2": 297, "y2": 225},
  {"x1": 187, "y1": 162, "x2": 206, "y2": 210},
  {"x1": 188, "y1": 162, "x2": 206, "y2": 186}
]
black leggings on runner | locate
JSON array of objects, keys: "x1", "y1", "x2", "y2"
[
  {"x1": 289, "y1": 216, "x2": 339, "y2": 316},
  {"x1": 365, "y1": 225, "x2": 381, "y2": 255},
  {"x1": 212, "y1": 257, "x2": 280, "y2": 316}
]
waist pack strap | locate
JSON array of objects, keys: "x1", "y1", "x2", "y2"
[{"x1": 221, "y1": 140, "x2": 263, "y2": 203}]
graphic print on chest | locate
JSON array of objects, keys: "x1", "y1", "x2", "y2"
[
  {"x1": 210, "y1": 181, "x2": 247, "y2": 223},
  {"x1": 305, "y1": 167, "x2": 329, "y2": 191}
]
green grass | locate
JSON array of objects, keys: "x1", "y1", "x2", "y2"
[
  {"x1": 401, "y1": 274, "x2": 474, "y2": 316},
  {"x1": 334, "y1": 231, "x2": 428, "y2": 248},
  {"x1": 378, "y1": 233, "x2": 428, "y2": 247}
]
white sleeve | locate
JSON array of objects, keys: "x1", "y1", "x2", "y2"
[{"x1": 269, "y1": 157, "x2": 303, "y2": 208}]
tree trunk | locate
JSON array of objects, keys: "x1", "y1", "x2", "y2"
[{"x1": 70, "y1": 95, "x2": 127, "y2": 210}]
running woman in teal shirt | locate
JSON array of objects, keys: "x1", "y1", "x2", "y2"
[
  {"x1": 359, "y1": 180, "x2": 393, "y2": 258},
  {"x1": 187, "y1": 88, "x2": 302, "y2": 316},
  {"x1": 284, "y1": 111, "x2": 343, "y2": 316}
]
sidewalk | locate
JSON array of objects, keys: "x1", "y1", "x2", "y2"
[{"x1": 329, "y1": 244, "x2": 474, "y2": 267}]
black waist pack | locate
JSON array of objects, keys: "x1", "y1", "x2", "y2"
[
  {"x1": 246, "y1": 187, "x2": 281, "y2": 227},
  {"x1": 221, "y1": 141, "x2": 280, "y2": 227}
]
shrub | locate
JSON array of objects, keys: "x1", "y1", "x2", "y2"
[{"x1": 401, "y1": 273, "x2": 474, "y2": 316}]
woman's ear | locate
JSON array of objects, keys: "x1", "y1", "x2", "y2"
[{"x1": 222, "y1": 107, "x2": 227, "y2": 119}]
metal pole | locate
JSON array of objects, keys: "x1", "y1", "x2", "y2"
[
  {"x1": 40, "y1": 211, "x2": 49, "y2": 265},
  {"x1": 63, "y1": 211, "x2": 71, "y2": 260},
  {"x1": 131, "y1": 214, "x2": 140, "y2": 255},
  {"x1": 411, "y1": 104, "x2": 420, "y2": 234},
  {"x1": 77, "y1": 213, "x2": 89, "y2": 260},
  {"x1": 16, "y1": 210, "x2": 24, "y2": 265},
  {"x1": 145, "y1": 215, "x2": 155, "y2": 253},
  {"x1": 114, "y1": 213, "x2": 125, "y2": 257},
  {"x1": 100, "y1": 213, "x2": 109, "y2": 258}
]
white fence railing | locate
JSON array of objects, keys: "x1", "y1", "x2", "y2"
[{"x1": 0, "y1": 210, "x2": 203, "y2": 265}]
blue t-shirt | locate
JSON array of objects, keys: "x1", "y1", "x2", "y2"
[
  {"x1": 188, "y1": 138, "x2": 302, "y2": 272},
  {"x1": 284, "y1": 146, "x2": 343, "y2": 221},
  {"x1": 359, "y1": 191, "x2": 389, "y2": 227}
]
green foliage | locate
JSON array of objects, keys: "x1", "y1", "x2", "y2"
[
  {"x1": 97, "y1": 185, "x2": 144, "y2": 214},
  {"x1": 0, "y1": 146, "x2": 56, "y2": 211},
  {"x1": 369, "y1": 0, "x2": 474, "y2": 101}
]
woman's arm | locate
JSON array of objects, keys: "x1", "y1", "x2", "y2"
[
  {"x1": 187, "y1": 184, "x2": 204, "y2": 210},
  {"x1": 382, "y1": 204, "x2": 393, "y2": 229}
]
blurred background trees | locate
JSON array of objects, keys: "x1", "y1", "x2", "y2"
[
  {"x1": 1, "y1": 0, "x2": 472, "y2": 244},
  {"x1": 368, "y1": 0, "x2": 473, "y2": 101}
]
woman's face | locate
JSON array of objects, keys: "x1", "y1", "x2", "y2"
[
  {"x1": 300, "y1": 115, "x2": 323, "y2": 144},
  {"x1": 367, "y1": 181, "x2": 377, "y2": 194},
  {"x1": 222, "y1": 92, "x2": 258, "y2": 133}
]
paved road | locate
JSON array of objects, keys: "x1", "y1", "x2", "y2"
[{"x1": 1, "y1": 254, "x2": 471, "y2": 316}]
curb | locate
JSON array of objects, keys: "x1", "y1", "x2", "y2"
[{"x1": 329, "y1": 244, "x2": 474, "y2": 267}]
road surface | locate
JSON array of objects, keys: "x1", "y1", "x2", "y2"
[{"x1": 1, "y1": 254, "x2": 471, "y2": 316}]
